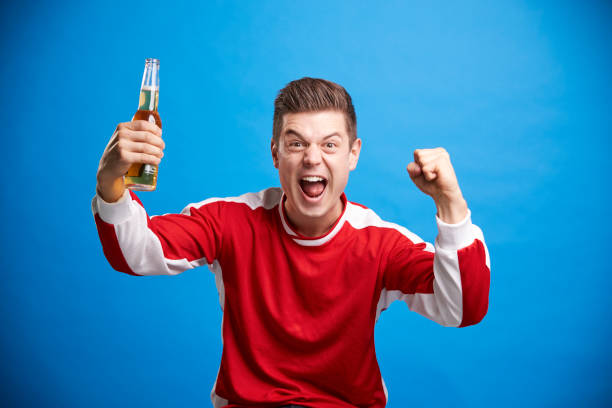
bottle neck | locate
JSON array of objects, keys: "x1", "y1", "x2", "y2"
[
  {"x1": 138, "y1": 87, "x2": 158, "y2": 111},
  {"x1": 138, "y1": 60, "x2": 159, "y2": 111}
]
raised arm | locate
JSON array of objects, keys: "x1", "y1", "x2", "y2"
[
  {"x1": 92, "y1": 120, "x2": 223, "y2": 276},
  {"x1": 380, "y1": 148, "x2": 490, "y2": 327},
  {"x1": 382, "y1": 212, "x2": 490, "y2": 327}
]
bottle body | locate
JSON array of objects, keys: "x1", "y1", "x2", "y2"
[
  {"x1": 124, "y1": 107, "x2": 162, "y2": 190},
  {"x1": 125, "y1": 59, "x2": 161, "y2": 191}
]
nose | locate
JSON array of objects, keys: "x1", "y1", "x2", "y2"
[{"x1": 303, "y1": 144, "x2": 322, "y2": 166}]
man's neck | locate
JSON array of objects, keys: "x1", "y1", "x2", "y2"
[{"x1": 284, "y1": 197, "x2": 344, "y2": 238}]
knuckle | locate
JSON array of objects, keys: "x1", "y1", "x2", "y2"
[{"x1": 117, "y1": 129, "x2": 129, "y2": 140}]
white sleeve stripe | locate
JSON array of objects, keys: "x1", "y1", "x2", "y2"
[
  {"x1": 346, "y1": 203, "x2": 433, "y2": 251},
  {"x1": 209, "y1": 260, "x2": 227, "y2": 408},
  {"x1": 182, "y1": 188, "x2": 282, "y2": 215},
  {"x1": 107, "y1": 188, "x2": 284, "y2": 276},
  {"x1": 165, "y1": 256, "x2": 209, "y2": 273},
  {"x1": 435, "y1": 210, "x2": 474, "y2": 250},
  {"x1": 92, "y1": 189, "x2": 134, "y2": 225},
  {"x1": 114, "y1": 203, "x2": 171, "y2": 276},
  {"x1": 354, "y1": 201, "x2": 466, "y2": 327}
]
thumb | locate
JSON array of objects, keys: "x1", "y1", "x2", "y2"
[{"x1": 406, "y1": 162, "x2": 422, "y2": 179}]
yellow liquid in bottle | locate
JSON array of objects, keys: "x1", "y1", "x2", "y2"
[{"x1": 125, "y1": 88, "x2": 161, "y2": 191}]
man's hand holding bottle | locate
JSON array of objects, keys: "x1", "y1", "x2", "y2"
[{"x1": 96, "y1": 121, "x2": 164, "y2": 203}]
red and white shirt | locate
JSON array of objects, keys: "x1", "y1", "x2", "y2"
[{"x1": 92, "y1": 187, "x2": 490, "y2": 407}]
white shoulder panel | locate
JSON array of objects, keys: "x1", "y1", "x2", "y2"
[{"x1": 182, "y1": 187, "x2": 283, "y2": 215}]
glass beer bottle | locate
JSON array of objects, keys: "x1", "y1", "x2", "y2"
[{"x1": 125, "y1": 58, "x2": 161, "y2": 191}]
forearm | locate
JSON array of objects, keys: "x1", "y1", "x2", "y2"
[
  {"x1": 96, "y1": 174, "x2": 125, "y2": 203},
  {"x1": 434, "y1": 193, "x2": 468, "y2": 224}
]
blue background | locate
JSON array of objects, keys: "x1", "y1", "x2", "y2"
[{"x1": 1, "y1": 0, "x2": 610, "y2": 406}]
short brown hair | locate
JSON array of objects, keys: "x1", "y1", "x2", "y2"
[{"x1": 272, "y1": 77, "x2": 357, "y2": 145}]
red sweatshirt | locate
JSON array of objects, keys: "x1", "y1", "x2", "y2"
[{"x1": 92, "y1": 187, "x2": 490, "y2": 407}]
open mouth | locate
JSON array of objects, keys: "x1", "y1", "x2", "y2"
[{"x1": 299, "y1": 176, "x2": 328, "y2": 199}]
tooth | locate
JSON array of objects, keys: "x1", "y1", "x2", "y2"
[{"x1": 302, "y1": 176, "x2": 324, "y2": 182}]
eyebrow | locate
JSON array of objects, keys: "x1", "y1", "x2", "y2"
[{"x1": 284, "y1": 129, "x2": 341, "y2": 140}]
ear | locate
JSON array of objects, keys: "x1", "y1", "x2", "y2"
[
  {"x1": 271, "y1": 138, "x2": 279, "y2": 169},
  {"x1": 348, "y1": 138, "x2": 362, "y2": 171}
]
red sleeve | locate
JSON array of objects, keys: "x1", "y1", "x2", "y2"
[
  {"x1": 381, "y1": 212, "x2": 490, "y2": 327},
  {"x1": 92, "y1": 189, "x2": 225, "y2": 276}
]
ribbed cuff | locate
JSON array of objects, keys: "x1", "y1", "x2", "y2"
[
  {"x1": 93, "y1": 189, "x2": 134, "y2": 224},
  {"x1": 435, "y1": 209, "x2": 474, "y2": 250}
]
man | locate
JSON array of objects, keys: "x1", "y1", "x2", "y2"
[{"x1": 92, "y1": 77, "x2": 490, "y2": 407}]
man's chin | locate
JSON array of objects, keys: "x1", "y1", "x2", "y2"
[{"x1": 288, "y1": 193, "x2": 326, "y2": 217}]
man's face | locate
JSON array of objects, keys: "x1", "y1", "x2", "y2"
[{"x1": 271, "y1": 110, "x2": 361, "y2": 227}]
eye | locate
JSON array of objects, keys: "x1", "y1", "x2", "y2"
[
  {"x1": 287, "y1": 140, "x2": 305, "y2": 151},
  {"x1": 324, "y1": 142, "x2": 338, "y2": 151}
]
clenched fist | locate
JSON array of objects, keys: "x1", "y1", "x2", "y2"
[
  {"x1": 406, "y1": 147, "x2": 468, "y2": 224},
  {"x1": 96, "y1": 120, "x2": 165, "y2": 203}
]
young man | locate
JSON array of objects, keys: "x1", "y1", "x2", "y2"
[{"x1": 92, "y1": 78, "x2": 490, "y2": 408}]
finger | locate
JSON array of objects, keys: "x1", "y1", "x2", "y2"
[
  {"x1": 130, "y1": 120, "x2": 163, "y2": 136},
  {"x1": 406, "y1": 162, "x2": 422, "y2": 178},
  {"x1": 121, "y1": 151, "x2": 162, "y2": 166},
  {"x1": 123, "y1": 129, "x2": 165, "y2": 150},
  {"x1": 421, "y1": 163, "x2": 438, "y2": 181},
  {"x1": 413, "y1": 149, "x2": 440, "y2": 167},
  {"x1": 415, "y1": 154, "x2": 442, "y2": 169},
  {"x1": 120, "y1": 139, "x2": 164, "y2": 158},
  {"x1": 421, "y1": 147, "x2": 448, "y2": 157},
  {"x1": 414, "y1": 149, "x2": 445, "y2": 166},
  {"x1": 414, "y1": 147, "x2": 448, "y2": 160},
  {"x1": 416, "y1": 154, "x2": 451, "y2": 178},
  {"x1": 119, "y1": 120, "x2": 162, "y2": 137}
]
